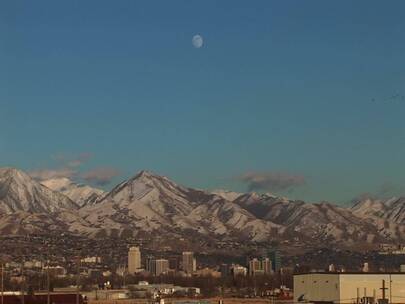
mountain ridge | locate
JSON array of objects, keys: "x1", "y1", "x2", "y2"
[
  {"x1": 0, "y1": 167, "x2": 78, "y2": 214},
  {"x1": 41, "y1": 177, "x2": 105, "y2": 207},
  {"x1": 0, "y1": 167, "x2": 404, "y2": 249}
]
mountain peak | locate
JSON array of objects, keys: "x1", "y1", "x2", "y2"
[
  {"x1": 0, "y1": 168, "x2": 46, "y2": 194},
  {"x1": 127, "y1": 170, "x2": 175, "y2": 186},
  {"x1": 0, "y1": 167, "x2": 78, "y2": 214},
  {"x1": 0, "y1": 167, "x2": 31, "y2": 182},
  {"x1": 134, "y1": 170, "x2": 157, "y2": 179}
]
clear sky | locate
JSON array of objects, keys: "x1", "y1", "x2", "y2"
[{"x1": 1, "y1": 1, "x2": 404, "y2": 204}]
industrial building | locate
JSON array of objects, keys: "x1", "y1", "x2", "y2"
[{"x1": 294, "y1": 272, "x2": 405, "y2": 304}]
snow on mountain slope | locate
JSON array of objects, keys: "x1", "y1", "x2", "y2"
[
  {"x1": 90, "y1": 170, "x2": 201, "y2": 219},
  {"x1": 3, "y1": 167, "x2": 405, "y2": 247},
  {"x1": 352, "y1": 197, "x2": 405, "y2": 223},
  {"x1": 187, "y1": 196, "x2": 282, "y2": 241},
  {"x1": 235, "y1": 194, "x2": 385, "y2": 244},
  {"x1": 0, "y1": 209, "x2": 99, "y2": 236},
  {"x1": 0, "y1": 211, "x2": 67, "y2": 235},
  {"x1": 211, "y1": 190, "x2": 244, "y2": 202},
  {"x1": 0, "y1": 168, "x2": 78, "y2": 214},
  {"x1": 78, "y1": 170, "x2": 203, "y2": 236},
  {"x1": 351, "y1": 197, "x2": 405, "y2": 240},
  {"x1": 79, "y1": 170, "x2": 282, "y2": 240},
  {"x1": 41, "y1": 177, "x2": 105, "y2": 207}
]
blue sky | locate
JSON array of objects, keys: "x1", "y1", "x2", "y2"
[{"x1": 1, "y1": 1, "x2": 404, "y2": 203}]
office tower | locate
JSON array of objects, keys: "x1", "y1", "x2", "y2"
[
  {"x1": 128, "y1": 246, "x2": 141, "y2": 274},
  {"x1": 261, "y1": 258, "x2": 272, "y2": 274},
  {"x1": 269, "y1": 250, "x2": 282, "y2": 272},
  {"x1": 182, "y1": 251, "x2": 196, "y2": 274},
  {"x1": 168, "y1": 256, "x2": 179, "y2": 270},
  {"x1": 145, "y1": 255, "x2": 154, "y2": 273},
  {"x1": 248, "y1": 258, "x2": 262, "y2": 276},
  {"x1": 154, "y1": 259, "x2": 169, "y2": 276},
  {"x1": 248, "y1": 257, "x2": 273, "y2": 276}
]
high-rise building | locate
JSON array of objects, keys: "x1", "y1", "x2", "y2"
[
  {"x1": 268, "y1": 250, "x2": 282, "y2": 272},
  {"x1": 128, "y1": 246, "x2": 141, "y2": 274},
  {"x1": 145, "y1": 255, "x2": 154, "y2": 273},
  {"x1": 147, "y1": 258, "x2": 169, "y2": 276},
  {"x1": 182, "y1": 251, "x2": 196, "y2": 274},
  {"x1": 154, "y1": 259, "x2": 169, "y2": 276},
  {"x1": 168, "y1": 256, "x2": 179, "y2": 271},
  {"x1": 248, "y1": 258, "x2": 262, "y2": 276},
  {"x1": 248, "y1": 258, "x2": 272, "y2": 276},
  {"x1": 261, "y1": 258, "x2": 272, "y2": 274}
]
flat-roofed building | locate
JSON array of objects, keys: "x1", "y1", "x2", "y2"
[
  {"x1": 128, "y1": 246, "x2": 141, "y2": 274},
  {"x1": 248, "y1": 257, "x2": 273, "y2": 276},
  {"x1": 294, "y1": 272, "x2": 405, "y2": 304},
  {"x1": 182, "y1": 251, "x2": 196, "y2": 274},
  {"x1": 154, "y1": 259, "x2": 169, "y2": 276},
  {"x1": 232, "y1": 265, "x2": 247, "y2": 277}
]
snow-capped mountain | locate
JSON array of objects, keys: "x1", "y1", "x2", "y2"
[
  {"x1": 351, "y1": 197, "x2": 405, "y2": 241},
  {"x1": 352, "y1": 197, "x2": 405, "y2": 224},
  {"x1": 41, "y1": 177, "x2": 105, "y2": 207},
  {"x1": 0, "y1": 168, "x2": 78, "y2": 214},
  {"x1": 235, "y1": 193, "x2": 385, "y2": 245},
  {"x1": 1, "y1": 166, "x2": 405, "y2": 249},
  {"x1": 79, "y1": 170, "x2": 277, "y2": 240}
]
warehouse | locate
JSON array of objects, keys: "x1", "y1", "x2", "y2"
[{"x1": 294, "y1": 272, "x2": 405, "y2": 304}]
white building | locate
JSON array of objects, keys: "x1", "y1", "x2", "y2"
[
  {"x1": 81, "y1": 256, "x2": 102, "y2": 264},
  {"x1": 129, "y1": 282, "x2": 200, "y2": 299},
  {"x1": 294, "y1": 272, "x2": 405, "y2": 304}
]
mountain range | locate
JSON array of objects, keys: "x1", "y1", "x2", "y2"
[{"x1": 0, "y1": 167, "x2": 404, "y2": 249}]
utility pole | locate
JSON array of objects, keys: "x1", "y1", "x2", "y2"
[
  {"x1": 43, "y1": 240, "x2": 51, "y2": 304},
  {"x1": 380, "y1": 279, "x2": 388, "y2": 303},
  {"x1": 123, "y1": 267, "x2": 127, "y2": 288},
  {"x1": 20, "y1": 262, "x2": 25, "y2": 304},
  {"x1": 389, "y1": 275, "x2": 392, "y2": 304},
  {"x1": 1, "y1": 263, "x2": 4, "y2": 304},
  {"x1": 47, "y1": 262, "x2": 50, "y2": 304},
  {"x1": 357, "y1": 288, "x2": 360, "y2": 304},
  {"x1": 76, "y1": 254, "x2": 81, "y2": 304}
]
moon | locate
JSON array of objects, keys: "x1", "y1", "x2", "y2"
[{"x1": 192, "y1": 34, "x2": 203, "y2": 48}]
